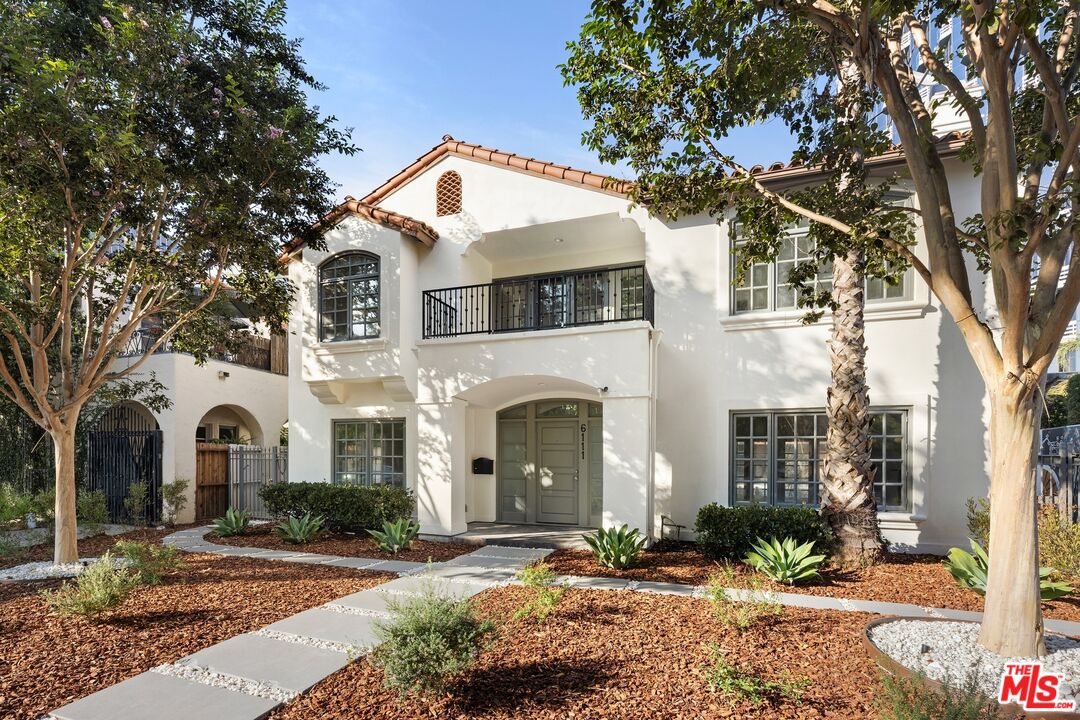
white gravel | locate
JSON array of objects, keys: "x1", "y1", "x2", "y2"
[
  {"x1": 254, "y1": 629, "x2": 370, "y2": 656},
  {"x1": 322, "y1": 603, "x2": 389, "y2": 618},
  {"x1": 152, "y1": 663, "x2": 296, "y2": 703},
  {"x1": 0, "y1": 557, "x2": 125, "y2": 582},
  {"x1": 869, "y1": 619, "x2": 1080, "y2": 703}
]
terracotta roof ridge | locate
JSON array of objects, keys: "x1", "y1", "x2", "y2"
[
  {"x1": 360, "y1": 135, "x2": 632, "y2": 205},
  {"x1": 283, "y1": 198, "x2": 438, "y2": 256}
]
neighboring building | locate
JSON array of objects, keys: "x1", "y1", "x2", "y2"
[
  {"x1": 107, "y1": 320, "x2": 289, "y2": 524},
  {"x1": 284, "y1": 134, "x2": 992, "y2": 554}
]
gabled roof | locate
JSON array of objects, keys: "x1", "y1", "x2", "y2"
[
  {"x1": 285, "y1": 198, "x2": 438, "y2": 255},
  {"x1": 361, "y1": 135, "x2": 633, "y2": 205}
]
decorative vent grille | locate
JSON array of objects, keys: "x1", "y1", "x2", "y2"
[{"x1": 435, "y1": 171, "x2": 462, "y2": 216}]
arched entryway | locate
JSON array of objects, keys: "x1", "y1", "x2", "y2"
[{"x1": 497, "y1": 399, "x2": 602, "y2": 527}]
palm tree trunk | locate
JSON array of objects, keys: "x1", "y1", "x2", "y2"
[{"x1": 819, "y1": 248, "x2": 884, "y2": 566}]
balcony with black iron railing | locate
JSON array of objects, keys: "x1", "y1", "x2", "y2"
[
  {"x1": 422, "y1": 264, "x2": 654, "y2": 339},
  {"x1": 118, "y1": 329, "x2": 288, "y2": 375}
]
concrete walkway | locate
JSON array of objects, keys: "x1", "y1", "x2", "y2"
[{"x1": 46, "y1": 526, "x2": 1080, "y2": 720}]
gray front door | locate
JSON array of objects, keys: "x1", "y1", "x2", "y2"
[{"x1": 536, "y1": 421, "x2": 579, "y2": 524}]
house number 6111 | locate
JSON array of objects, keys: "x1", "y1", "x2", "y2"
[{"x1": 580, "y1": 424, "x2": 586, "y2": 459}]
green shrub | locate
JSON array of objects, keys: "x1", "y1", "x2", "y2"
[
  {"x1": 161, "y1": 478, "x2": 190, "y2": 526},
  {"x1": 275, "y1": 512, "x2": 325, "y2": 544},
  {"x1": 212, "y1": 508, "x2": 250, "y2": 537},
  {"x1": 877, "y1": 671, "x2": 1006, "y2": 720},
  {"x1": 583, "y1": 524, "x2": 646, "y2": 569},
  {"x1": 368, "y1": 518, "x2": 420, "y2": 554},
  {"x1": 1038, "y1": 506, "x2": 1080, "y2": 582},
  {"x1": 370, "y1": 583, "x2": 495, "y2": 697},
  {"x1": 744, "y1": 536, "x2": 826, "y2": 585},
  {"x1": 30, "y1": 487, "x2": 55, "y2": 524},
  {"x1": 514, "y1": 562, "x2": 567, "y2": 622},
  {"x1": 965, "y1": 497, "x2": 990, "y2": 549},
  {"x1": 705, "y1": 644, "x2": 809, "y2": 705},
  {"x1": 113, "y1": 540, "x2": 186, "y2": 585},
  {"x1": 943, "y1": 539, "x2": 1073, "y2": 601},
  {"x1": 259, "y1": 482, "x2": 413, "y2": 533},
  {"x1": 77, "y1": 489, "x2": 110, "y2": 527},
  {"x1": 0, "y1": 484, "x2": 34, "y2": 525},
  {"x1": 695, "y1": 504, "x2": 830, "y2": 561},
  {"x1": 123, "y1": 481, "x2": 149, "y2": 525},
  {"x1": 42, "y1": 553, "x2": 139, "y2": 617},
  {"x1": 705, "y1": 565, "x2": 783, "y2": 632}
]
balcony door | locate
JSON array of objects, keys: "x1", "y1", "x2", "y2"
[{"x1": 496, "y1": 400, "x2": 603, "y2": 526}]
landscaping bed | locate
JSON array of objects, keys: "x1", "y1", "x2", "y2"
[
  {"x1": 0, "y1": 525, "x2": 198, "y2": 571},
  {"x1": 0, "y1": 552, "x2": 392, "y2": 720},
  {"x1": 207, "y1": 525, "x2": 477, "y2": 563},
  {"x1": 544, "y1": 542, "x2": 1080, "y2": 623},
  {"x1": 272, "y1": 585, "x2": 882, "y2": 719}
]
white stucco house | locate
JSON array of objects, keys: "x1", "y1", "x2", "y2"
[{"x1": 283, "y1": 133, "x2": 991, "y2": 554}]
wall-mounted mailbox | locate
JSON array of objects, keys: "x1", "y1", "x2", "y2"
[{"x1": 472, "y1": 457, "x2": 494, "y2": 475}]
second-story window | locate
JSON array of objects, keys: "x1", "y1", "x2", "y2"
[
  {"x1": 319, "y1": 252, "x2": 380, "y2": 342},
  {"x1": 732, "y1": 222, "x2": 910, "y2": 314}
]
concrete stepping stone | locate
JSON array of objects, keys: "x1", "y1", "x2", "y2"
[
  {"x1": 376, "y1": 576, "x2": 489, "y2": 598},
  {"x1": 50, "y1": 671, "x2": 277, "y2": 720},
  {"x1": 276, "y1": 553, "x2": 340, "y2": 564},
  {"x1": 321, "y1": 557, "x2": 384, "y2": 569},
  {"x1": 633, "y1": 581, "x2": 698, "y2": 597},
  {"x1": 327, "y1": 590, "x2": 398, "y2": 616},
  {"x1": 445, "y1": 554, "x2": 527, "y2": 569},
  {"x1": 363, "y1": 559, "x2": 426, "y2": 573},
  {"x1": 176, "y1": 633, "x2": 349, "y2": 694},
  {"x1": 263, "y1": 607, "x2": 380, "y2": 649},
  {"x1": 840, "y1": 598, "x2": 932, "y2": 617},
  {"x1": 421, "y1": 565, "x2": 515, "y2": 585},
  {"x1": 469, "y1": 546, "x2": 552, "y2": 561},
  {"x1": 567, "y1": 576, "x2": 631, "y2": 592}
]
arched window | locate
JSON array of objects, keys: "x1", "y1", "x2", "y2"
[
  {"x1": 435, "y1": 170, "x2": 462, "y2": 216},
  {"x1": 319, "y1": 252, "x2": 380, "y2": 342}
]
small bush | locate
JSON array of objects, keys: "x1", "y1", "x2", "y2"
[
  {"x1": 695, "y1": 504, "x2": 830, "y2": 561},
  {"x1": 368, "y1": 518, "x2": 420, "y2": 554},
  {"x1": 113, "y1": 540, "x2": 186, "y2": 585},
  {"x1": 705, "y1": 565, "x2": 783, "y2": 631},
  {"x1": 744, "y1": 536, "x2": 826, "y2": 585},
  {"x1": 213, "y1": 508, "x2": 250, "y2": 537},
  {"x1": 260, "y1": 482, "x2": 413, "y2": 533},
  {"x1": 877, "y1": 671, "x2": 1006, "y2": 720},
  {"x1": 1038, "y1": 506, "x2": 1080, "y2": 582},
  {"x1": 705, "y1": 644, "x2": 809, "y2": 705},
  {"x1": 123, "y1": 481, "x2": 149, "y2": 525},
  {"x1": 77, "y1": 489, "x2": 110, "y2": 527},
  {"x1": 965, "y1": 497, "x2": 990, "y2": 549},
  {"x1": 583, "y1": 524, "x2": 646, "y2": 569},
  {"x1": 30, "y1": 487, "x2": 55, "y2": 524},
  {"x1": 370, "y1": 583, "x2": 495, "y2": 697},
  {"x1": 0, "y1": 484, "x2": 34, "y2": 525},
  {"x1": 42, "y1": 553, "x2": 139, "y2": 617},
  {"x1": 514, "y1": 562, "x2": 567, "y2": 622},
  {"x1": 943, "y1": 539, "x2": 1073, "y2": 601},
  {"x1": 275, "y1": 512, "x2": 325, "y2": 544},
  {"x1": 161, "y1": 478, "x2": 190, "y2": 526}
]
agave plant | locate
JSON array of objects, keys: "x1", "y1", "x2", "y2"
[
  {"x1": 368, "y1": 518, "x2": 420, "y2": 554},
  {"x1": 944, "y1": 539, "x2": 1073, "y2": 601},
  {"x1": 212, "y1": 508, "x2": 250, "y2": 537},
  {"x1": 275, "y1": 512, "x2": 325, "y2": 544},
  {"x1": 582, "y1": 525, "x2": 646, "y2": 569},
  {"x1": 744, "y1": 536, "x2": 826, "y2": 586}
]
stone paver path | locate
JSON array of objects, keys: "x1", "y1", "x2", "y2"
[{"x1": 45, "y1": 526, "x2": 1080, "y2": 720}]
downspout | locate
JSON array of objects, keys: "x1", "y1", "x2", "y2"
[{"x1": 648, "y1": 326, "x2": 662, "y2": 541}]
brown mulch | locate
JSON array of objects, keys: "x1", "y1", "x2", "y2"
[
  {"x1": 0, "y1": 524, "x2": 201, "y2": 571},
  {"x1": 272, "y1": 585, "x2": 883, "y2": 720},
  {"x1": 544, "y1": 542, "x2": 1080, "y2": 624},
  {"x1": 0, "y1": 552, "x2": 393, "y2": 720},
  {"x1": 209, "y1": 524, "x2": 477, "y2": 563}
]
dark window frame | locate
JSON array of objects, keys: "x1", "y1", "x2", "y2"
[
  {"x1": 332, "y1": 418, "x2": 406, "y2": 487},
  {"x1": 318, "y1": 252, "x2": 381, "y2": 342}
]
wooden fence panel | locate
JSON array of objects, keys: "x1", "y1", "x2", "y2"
[{"x1": 195, "y1": 443, "x2": 229, "y2": 521}]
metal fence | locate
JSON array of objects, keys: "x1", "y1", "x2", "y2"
[
  {"x1": 1039, "y1": 425, "x2": 1080, "y2": 523},
  {"x1": 228, "y1": 445, "x2": 287, "y2": 519}
]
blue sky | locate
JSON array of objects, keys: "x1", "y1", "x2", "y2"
[{"x1": 285, "y1": 1, "x2": 797, "y2": 200}]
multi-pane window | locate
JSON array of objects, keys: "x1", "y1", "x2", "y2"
[
  {"x1": 732, "y1": 409, "x2": 910, "y2": 511},
  {"x1": 333, "y1": 419, "x2": 405, "y2": 487},
  {"x1": 732, "y1": 224, "x2": 909, "y2": 314},
  {"x1": 319, "y1": 252, "x2": 380, "y2": 342}
]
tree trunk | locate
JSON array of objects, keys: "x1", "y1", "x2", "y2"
[
  {"x1": 52, "y1": 426, "x2": 79, "y2": 564},
  {"x1": 820, "y1": 248, "x2": 884, "y2": 566},
  {"x1": 978, "y1": 381, "x2": 1045, "y2": 656}
]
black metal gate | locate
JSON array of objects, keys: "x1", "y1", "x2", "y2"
[{"x1": 86, "y1": 405, "x2": 163, "y2": 523}]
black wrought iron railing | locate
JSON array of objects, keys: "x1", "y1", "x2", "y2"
[
  {"x1": 422, "y1": 264, "x2": 654, "y2": 339},
  {"x1": 118, "y1": 329, "x2": 285, "y2": 374}
]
